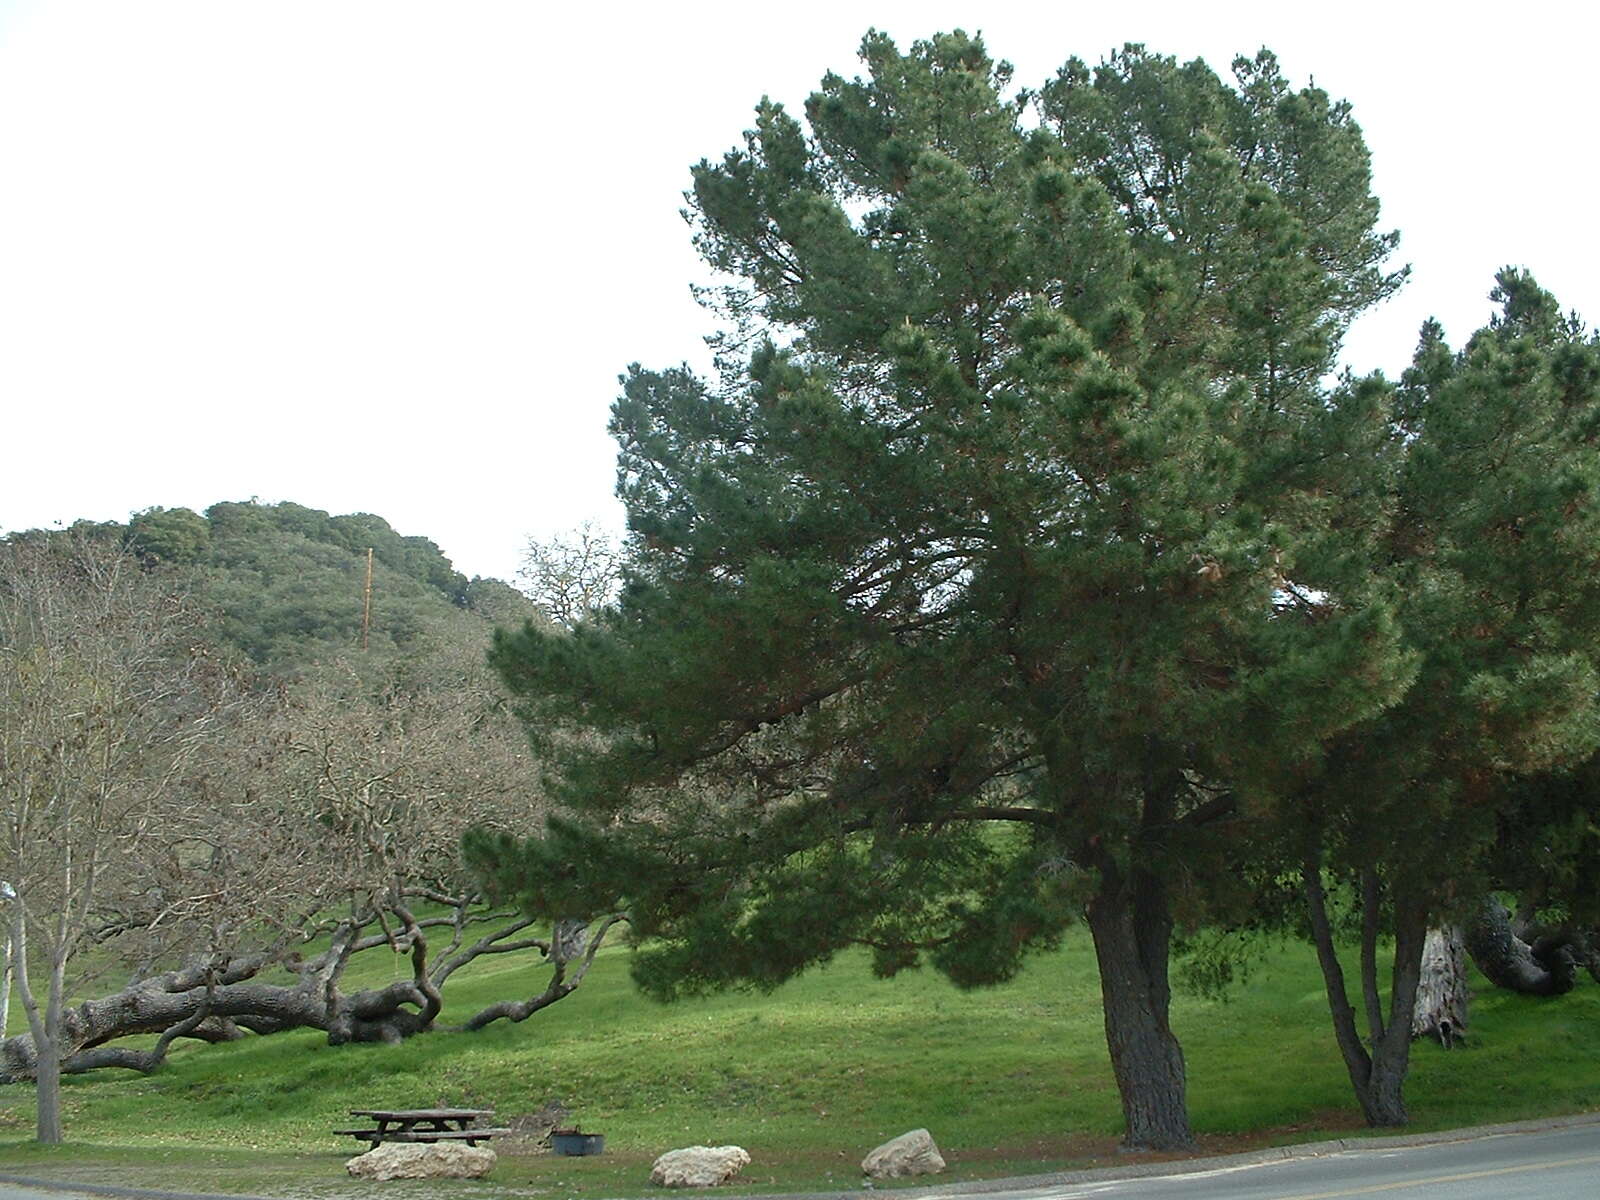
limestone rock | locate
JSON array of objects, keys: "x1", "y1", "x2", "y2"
[
  {"x1": 346, "y1": 1142, "x2": 497, "y2": 1180},
  {"x1": 862, "y1": 1128, "x2": 946, "y2": 1179},
  {"x1": 650, "y1": 1144, "x2": 751, "y2": 1187}
]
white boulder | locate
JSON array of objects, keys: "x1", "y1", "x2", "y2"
[
  {"x1": 346, "y1": 1141, "x2": 497, "y2": 1180},
  {"x1": 862, "y1": 1128, "x2": 946, "y2": 1179},
  {"x1": 650, "y1": 1144, "x2": 751, "y2": 1187}
]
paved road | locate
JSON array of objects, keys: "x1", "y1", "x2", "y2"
[
  {"x1": 969, "y1": 1122, "x2": 1600, "y2": 1200},
  {"x1": 0, "y1": 1181, "x2": 264, "y2": 1200},
  {"x1": 0, "y1": 1121, "x2": 1596, "y2": 1200}
]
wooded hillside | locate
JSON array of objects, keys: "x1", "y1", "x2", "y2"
[{"x1": 0, "y1": 503, "x2": 624, "y2": 1144}]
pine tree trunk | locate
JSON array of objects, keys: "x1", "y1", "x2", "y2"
[
  {"x1": 1303, "y1": 862, "x2": 1377, "y2": 1116},
  {"x1": 1359, "y1": 888, "x2": 1428, "y2": 1127},
  {"x1": 1410, "y1": 926, "x2": 1468, "y2": 1046},
  {"x1": 1302, "y1": 861, "x2": 1427, "y2": 1128},
  {"x1": 1361, "y1": 1051, "x2": 1409, "y2": 1127},
  {"x1": 1465, "y1": 897, "x2": 1577, "y2": 995},
  {"x1": 1085, "y1": 862, "x2": 1193, "y2": 1151}
]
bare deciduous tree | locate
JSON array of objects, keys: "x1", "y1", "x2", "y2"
[
  {"x1": 0, "y1": 534, "x2": 235, "y2": 1142},
  {"x1": 0, "y1": 615, "x2": 625, "y2": 1099},
  {"x1": 517, "y1": 523, "x2": 622, "y2": 630}
]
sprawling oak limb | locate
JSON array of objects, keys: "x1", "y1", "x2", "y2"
[
  {"x1": 63, "y1": 992, "x2": 222, "y2": 1075},
  {"x1": 0, "y1": 901, "x2": 613, "y2": 1079},
  {"x1": 1409, "y1": 899, "x2": 1599, "y2": 1039}
]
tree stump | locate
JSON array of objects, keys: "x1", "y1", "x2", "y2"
[{"x1": 1411, "y1": 926, "x2": 1469, "y2": 1047}]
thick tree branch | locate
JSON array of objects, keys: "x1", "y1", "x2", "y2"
[{"x1": 456, "y1": 915, "x2": 626, "y2": 1033}]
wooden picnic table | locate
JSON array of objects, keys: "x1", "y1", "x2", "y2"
[{"x1": 338, "y1": 1107, "x2": 509, "y2": 1147}]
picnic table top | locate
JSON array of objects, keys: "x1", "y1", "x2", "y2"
[{"x1": 348, "y1": 1107, "x2": 495, "y2": 1122}]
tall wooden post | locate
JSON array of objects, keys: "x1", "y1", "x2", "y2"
[{"x1": 361, "y1": 547, "x2": 373, "y2": 652}]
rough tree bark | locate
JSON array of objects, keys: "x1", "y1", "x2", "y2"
[
  {"x1": 1082, "y1": 778, "x2": 1194, "y2": 1153},
  {"x1": 1410, "y1": 926, "x2": 1469, "y2": 1047},
  {"x1": 1464, "y1": 897, "x2": 1578, "y2": 996},
  {"x1": 1409, "y1": 897, "x2": 1600, "y2": 1033},
  {"x1": 1085, "y1": 867, "x2": 1193, "y2": 1151},
  {"x1": 1543, "y1": 929, "x2": 1600, "y2": 985}
]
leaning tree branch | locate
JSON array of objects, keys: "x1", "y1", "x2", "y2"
[
  {"x1": 1465, "y1": 897, "x2": 1578, "y2": 996},
  {"x1": 456, "y1": 914, "x2": 627, "y2": 1033},
  {"x1": 432, "y1": 915, "x2": 546, "y2": 987},
  {"x1": 0, "y1": 900, "x2": 614, "y2": 1078}
]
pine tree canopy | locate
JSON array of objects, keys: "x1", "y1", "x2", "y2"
[
  {"x1": 478, "y1": 31, "x2": 1600, "y2": 1149},
  {"x1": 484, "y1": 29, "x2": 1415, "y2": 978},
  {"x1": 1298, "y1": 269, "x2": 1600, "y2": 894}
]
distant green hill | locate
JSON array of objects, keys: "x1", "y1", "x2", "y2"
[{"x1": 48, "y1": 499, "x2": 539, "y2": 673}]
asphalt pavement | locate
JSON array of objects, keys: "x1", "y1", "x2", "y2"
[
  {"x1": 954, "y1": 1120, "x2": 1600, "y2": 1200},
  {"x1": 909, "y1": 1116, "x2": 1600, "y2": 1200}
]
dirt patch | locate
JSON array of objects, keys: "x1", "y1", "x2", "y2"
[{"x1": 499, "y1": 1100, "x2": 571, "y2": 1152}]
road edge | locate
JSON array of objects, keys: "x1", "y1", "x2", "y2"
[
  {"x1": 0, "y1": 1110, "x2": 1596, "y2": 1200},
  {"x1": 886, "y1": 1109, "x2": 1600, "y2": 1198}
]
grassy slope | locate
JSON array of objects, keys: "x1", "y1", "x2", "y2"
[{"x1": 0, "y1": 931, "x2": 1595, "y2": 1196}]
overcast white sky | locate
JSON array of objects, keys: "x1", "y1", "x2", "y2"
[{"x1": 3, "y1": 1, "x2": 1597, "y2": 583}]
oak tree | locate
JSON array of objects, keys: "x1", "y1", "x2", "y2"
[
  {"x1": 0, "y1": 526, "x2": 621, "y2": 1119},
  {"x1": 0, "y1": 533, "x2": 234, "y2": 1142}
]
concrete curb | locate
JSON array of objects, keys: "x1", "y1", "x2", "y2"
[{"x1": 1, "y1": 1111, "x2": 1597, "y2": 1200}]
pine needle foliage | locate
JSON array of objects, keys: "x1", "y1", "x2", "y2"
[{"x1": 480, "y1": 31, "x2": 1419, "y2": 1150}]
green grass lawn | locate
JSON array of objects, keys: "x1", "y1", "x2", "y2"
[{"x1": 0, "y1": 929, "x2": 1595, "y2": 1197}]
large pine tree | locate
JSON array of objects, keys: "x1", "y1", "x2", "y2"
[{"x1": 482, "y1": 32, "x2": 1416, "y2": 1149}]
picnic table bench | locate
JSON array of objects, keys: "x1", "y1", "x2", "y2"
[{"x1": 337, "y1": 1107, "x2": 510, "y2": 1147}]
